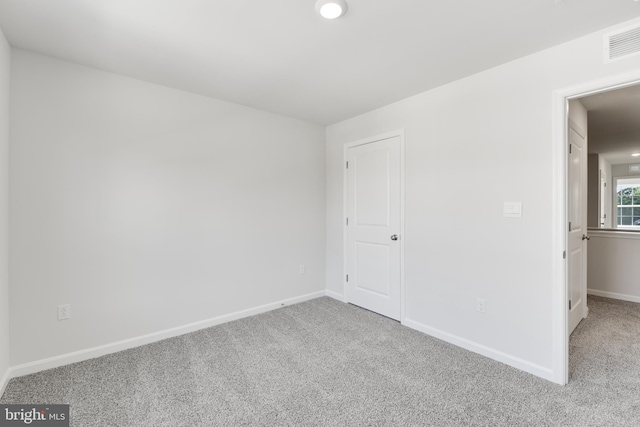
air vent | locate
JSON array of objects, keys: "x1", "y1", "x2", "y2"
[{"x1": 605, "y1": 24, "x2": 640, "y2": 63}]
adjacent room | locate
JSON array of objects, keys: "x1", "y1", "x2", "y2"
[
  {"x1": 578, "y1": 84, "x2": 640, "y2": 303},
  {"x1": 1, "y1": 0, "x2": 640, "y2": 425}
]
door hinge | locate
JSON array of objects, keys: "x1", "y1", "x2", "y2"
[
  {"x1": 346, "y1": 161, "x2": 349, "y2": 169},
  {"x1": 568, "y1": 222, "x2": 572, "y2": 232},
  {"x1": 563, "y1": 250, "x2": 566, "y2": 259},
  {"x1": 346, "y1": 217, "x2": 349, "y2": 226},
  {"x1": 346, "y1": 274, "x2": 349, "y2": 282},
  {"x1": 569, "y1": 300, "x2": 572, "y2": 310},
  {"x1": 569, "y1": 144, "x2": 572, "y2": 154}
]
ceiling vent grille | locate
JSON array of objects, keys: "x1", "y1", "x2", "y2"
[{"x1": 605, "y1": 24, "x2": 640, "y2": 63}]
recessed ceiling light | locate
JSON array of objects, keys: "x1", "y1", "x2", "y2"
[
  {"x1": 315, "y1": 0, "x2": 348, "y2": 20},
  {"x1": 632, "y1": 153, "x2": 640, "y2": 157}
]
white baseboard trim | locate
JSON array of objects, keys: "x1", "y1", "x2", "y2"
[
  {"x1": 587, "y1": 288, "x2": 640, "y2": 303},
  {"x1": 7, "y1": 291, "x2": 325, "y2": 380},
  {"x1": 0, "y1": 367, "x2": 10, "y2": 398},
  {"x1": 325, "y1": 289, "x2": 346, "y2": 303},
  {"x1": 402, "y1": 318, "x2": 555, "y2": 382}
]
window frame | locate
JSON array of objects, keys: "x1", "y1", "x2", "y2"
[{"x1": 614, "y1": 176, "x2": 640, "y2": 229}]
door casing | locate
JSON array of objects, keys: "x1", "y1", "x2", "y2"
[{"x1": 553, "y1": 72, "x2": 640, "y2": 385}]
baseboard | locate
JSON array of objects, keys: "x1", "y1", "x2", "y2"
[
  {"x1": 7, "y1": 291, "x2": 325, "y2": 380},
  {"x1": 325, "y1": 289, "x2": 346, "y2": 303},
  {"x1": 0, "y1": 366, "x2": 10, "y2": 399},
  {"x1": 402, "y1": 318, "x2": 555, "y2": 382},
  {"x1": 587, "y1": 288, "x2": 640, "y2": 303}
]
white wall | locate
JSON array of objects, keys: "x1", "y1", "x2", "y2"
[
  {"x1": 326, "y1": 18, "x2": 640, "y2": 381},
  {"x1": 0, "y1": 28, "x2": 10, "y2": 393},
  {"x1": 611, "y1": 161, "x2": 640, "y2": 178},
  {"x1": 9, "y1": 50, "x2": 326, "y2": 366},
  {"x1": 612, "y1": 163, "x2": 640, "y2": 178},
  {"x1": 588, "y1": 231, "x2": 640, "y2": 302}
]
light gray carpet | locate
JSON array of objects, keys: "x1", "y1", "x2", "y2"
[{"x1": 2, "y1": 295, "x2": 640, "y2": 426}]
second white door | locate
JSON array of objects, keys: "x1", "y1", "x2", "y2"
[
  {"x1": 346, "y1": 136, "x2": 402, "y2": 320},
  {"x1": 568, "y1": 120, "x2": 587, "y2": 334}
]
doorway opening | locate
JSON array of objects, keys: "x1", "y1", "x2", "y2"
[{"x1": 555, "y1": 76, "x2": 640, "y2": 385}]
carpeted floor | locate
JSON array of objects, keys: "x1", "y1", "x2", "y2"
[{"x1": 2, "y1": 295, "x2": 640, "y2": 426}]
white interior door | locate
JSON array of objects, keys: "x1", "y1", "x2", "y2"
[
  {"x1": 346, "y1": 136, "x2": 402, "y2": 320},
  {"x1": 568, "y1": 121, "x2": 588, "y2": 334}
]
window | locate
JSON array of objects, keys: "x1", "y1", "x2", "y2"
[{"x1": 616, "y1": 179, "x2": 640, "y2": 228}]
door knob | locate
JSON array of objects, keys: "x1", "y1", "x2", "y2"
[
  {"x1": 390, "y1": 235, "x2": 398, "y2": 241},
  {"x1": 582, "y1": 234, "x2": 590, "y2": 241}
]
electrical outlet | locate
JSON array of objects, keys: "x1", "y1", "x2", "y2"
[
  {"x1": 477, "y1": 298, "x2": 486, "y2": 314},
  {"x1": 58, "y1": 304, "x2": 71, "y2": 320},
  {"x1": 299, "y1": 264, "x2": 306, "y2": 275}
]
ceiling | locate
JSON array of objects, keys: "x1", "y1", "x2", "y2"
[
  {"x1": 0, "y1": 0, "x2": 639, "y2": 125},
  {"x1": 581, "y1": 83, "x2": 640, "y2": 165}
]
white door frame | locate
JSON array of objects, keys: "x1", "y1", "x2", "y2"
[
  {"x1": 343, "y1": 129, "x2": 406, "y2": 322},
  {"x1": 552, "y1": 71, "x2": 640, "y2": 385}
]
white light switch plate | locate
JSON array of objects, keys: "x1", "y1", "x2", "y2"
[{"x1": 503, "y1": 202, "x2": 522, "y2": 218}]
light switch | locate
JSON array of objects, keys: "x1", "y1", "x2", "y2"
[{"x1": 504, "y1": 202, "x2": 522, "y2": 218}]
